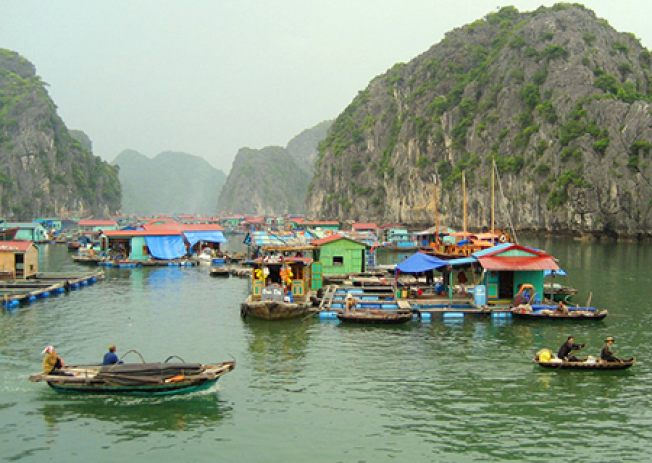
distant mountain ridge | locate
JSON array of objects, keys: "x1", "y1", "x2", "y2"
[
  {"x1": 114, "y1": 149, "x2": 226, "y2": 215},
  {"x1": 218, "y1": 120, "x2": 332, "y2": 215},
  {"x1": 0, "y1": 49, "x2": 120, "y2": 219}
]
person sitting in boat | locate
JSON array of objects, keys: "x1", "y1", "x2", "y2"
[
  {"x1": 102, "y1": 344, "x2": 123, "y2": 365},
  {"x1": 42, "y1": 345, "x2": 67, "y2": 375},
  {"x1": 345, "y1": 294, "x2": 357, "y2": 312},
  {"x1": 557, "y1": 336, "x2": 585, "y2": 361},
  {"x1": 600, "y1": 336, "x2": 621, "y2": 363},
  {"x1": 556, "y1": 301, "x2": 569, "y2": 315}
]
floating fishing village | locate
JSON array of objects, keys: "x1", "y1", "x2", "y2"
[{"x1": 2, "y1": 2, "x2": 652, "y2": 461}]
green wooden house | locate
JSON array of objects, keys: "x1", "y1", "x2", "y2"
[
  {"x1": 475, "y1": 243, "x2": 559, "y2": 303},
  {"x1": 311, "y1": 234, "x2": 367, "y2": 276},
  {"x1": 1, "y1": 222, "x2": 49, "y2": 242}
]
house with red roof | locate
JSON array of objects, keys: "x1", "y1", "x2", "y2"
[{"x1": 78, "y1": 219, "x2": 118, "y2": 232}]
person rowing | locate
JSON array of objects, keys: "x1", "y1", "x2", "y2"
[
  {"x1": 557, "y1": 336, "x2": 585, "y2": 361},
  {"x1": 601, "y1": 336, "x2": 621, "y2": 363}
]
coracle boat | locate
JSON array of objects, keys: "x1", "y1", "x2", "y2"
[
  {"x1": 511, "y1": 305, "x2": 607, "y2": 320},
  {"x1": 533, "y1": 350, "x2": 634, "y2": 370},
  {"x1": 29, "y1": 352, "x2": 235, "y2": 396},
  {"x1": 337, "y1": 310, "x2": 413, "y2": 324}
]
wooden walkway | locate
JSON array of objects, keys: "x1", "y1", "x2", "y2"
[{"x1": 2, "y1": 270, "x2": 104, "y2": 309}]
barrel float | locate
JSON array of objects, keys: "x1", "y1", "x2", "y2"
[
  {"x1": 443, "y1": 312, "x2": 464, "y2": 319},
  {"x1": 318, "y1": 311, "x2": 339, "y2": 320},
  {"x1": 419, "y1": 312, "x2": 432, "y2": 322},
  {"x1": 40, "y1": 291, "x2": 50, "y2": 298}
]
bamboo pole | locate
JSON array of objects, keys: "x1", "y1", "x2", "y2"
[
  {"x1": 491, "y1": 159, "x2": 495, "y2": 239},
  {"x1": 462, "y1": 170, "x2": 467, "y2": 235}
]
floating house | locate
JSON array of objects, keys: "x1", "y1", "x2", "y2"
[
  {"x1": 0, "y1": 241, "x2": 38, "y2": 279},
  {"x1": 35, "y1": 218, "x2": 62, "y2": 233},
  {"x1": 312, "y1": 234, "x2": 367, "y2": 276},
  {"x1": 78, "y1": 219, "x2": 118, "y2": 233},
  {"x1": 101, "y1": 229, "x2": 186, "y2": 261},
  {"x1": 303, "y1": 220, "x2": 340, "y2": 231},
  {"x1": 474, "y1": 243, "x2": 559, "y2": 303},
  {"x1": 1, "y1": 223, "x2": 49, "y2": 242}
]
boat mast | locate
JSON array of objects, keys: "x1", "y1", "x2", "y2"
[
  {"x1": 491, "y1": 159, "x2": 495, "y2": 239},
  {"x1": 433, "y1": 175, "x2": 439, "y2": 244},
  {"x1": 462, "y1": 170, "x2": 467, "y2": 235}
]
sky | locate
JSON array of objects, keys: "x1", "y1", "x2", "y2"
[{"x1": 1, "y1": 0, "x2": 650, "y2": 173}]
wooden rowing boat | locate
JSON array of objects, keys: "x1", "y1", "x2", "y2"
[
  {"x1": 535, "y1": 358, "x2": 635, "y2": 370},
  {"x1": 29, "y1": 356, "x2": 235, "y2": 396},
  {"x1": 337, "y1": 310, "x2": 413, "y2": 324},
  {"x1": 511, "y1": 306, "x2": 607, "y2": 320}
]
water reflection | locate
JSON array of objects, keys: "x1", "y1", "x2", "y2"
[
  {"x1": 37, "y1": 392, "x2": 232, "y2": 433},
  {"x1": 243, "y1": 318, "x2": 312, "y2": 378}
]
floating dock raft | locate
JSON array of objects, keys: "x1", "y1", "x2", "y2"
[{"x1": 1, "y1": 270, "x2": 104, "y2": 309}]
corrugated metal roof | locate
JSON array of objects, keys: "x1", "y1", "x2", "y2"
[
  {"x1": 478, "y1": 256, "x2": 559, "y2": 271},
  {"x1": 0, "y1": 241, "x2": 34, "y2": 252}
]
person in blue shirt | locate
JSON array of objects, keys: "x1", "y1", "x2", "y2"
[{"x1": 102, "y1": 344, "x2": 122, "y2": 365}]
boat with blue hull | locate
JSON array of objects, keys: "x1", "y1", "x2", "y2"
[{"x1": 30, "y1": 356, "x2": 235, "y2": 396}]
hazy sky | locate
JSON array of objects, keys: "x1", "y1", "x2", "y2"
[{"x1": 1, "y1": 1, "x2": 650, "y2": 173}]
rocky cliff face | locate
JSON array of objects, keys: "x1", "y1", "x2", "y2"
[
  {"x1": 308, "y1": 5, "x2": 652, "y2": 237},
  {"x1": 113, "y1": 149, "x2": 226, "y2": 215},
  {"x1": 0, "y1": 49, "x2": 120, "y2": 219},
  {"x1": 218, "y1": 120, "x2": 331, "y2": 215}
]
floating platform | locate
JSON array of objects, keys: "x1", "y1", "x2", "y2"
[{"x1": 1, "y1": 270, "x2": 104, "y2": 309}]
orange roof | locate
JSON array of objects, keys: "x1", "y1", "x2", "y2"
[
  {"x1": 78, "y1": 219, "x2": 117, "y2": 227},
  {"x1": 143, "y1": 223, "x2": 224, "y2": 232},
  {"x1": 0, "y1": 240, "x2": 34, "y2": 252},
  {"x1": 352, "y1": 223, "x2": 378, "y2": 230},
  {"x1": 303, "y1": 220, "x2": 340, "y2": 226},
  {"x1": 103, "y1": 229, "x2": 181, "y2": 238}
]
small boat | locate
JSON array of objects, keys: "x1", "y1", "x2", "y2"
[
  {"x1": 337, "y1": 310, "x2": 413, "y2": 324},
  {"x1": 240, "y1": 252, "x2": 316, "y2": 321},
  {"x1": 29, "y1": 352, "x2": 235, "y2": 396},
  {"x1": 210, "y1": 267, "x2": 230, "y2": 277},
  {"x1": 534, "y1": 358, "x2": 635, "y2": 370},
  {"x1": 511, "y1": 306, "x2": 607, "y2": 320}
]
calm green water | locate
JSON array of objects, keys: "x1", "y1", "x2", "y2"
[{"x1": 1, "y1": 240, "x2": 651, "y2": 462}]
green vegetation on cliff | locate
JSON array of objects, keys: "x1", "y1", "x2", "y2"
[
  {"x1": 0, "y1": 49, "x2": 120, "y2": 219},
  {"x1": 308, "y1": 4, "x2": 652, "y2": 236}
]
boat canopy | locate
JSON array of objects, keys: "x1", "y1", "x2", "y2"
[
  {"x1": 396, "y1": 252, "x2": 449, "y2": 273},
  {"x1": 544, "y1": 268, "x2": 567, "y2": 276},
  {"x1": 184, "y1": 231, "x2": 227, "y2": 247},
  {"x1": 145, "y1": 236, "x2": 187, "y2": 259}
]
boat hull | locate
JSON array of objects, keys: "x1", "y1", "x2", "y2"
[
  {"x1": 337, "y1": 311, "x2": 413, "y2": 324},
  {"x1": 535, "y1": 359, "x2": 635, "y2": 370},
  {"x1": 512, "y1": 308, "x2": 607, "y2": 320},
  {"x1": 240, "y1": 297, "x2": 313, "y2": 320},
  {"x1": 32, "y1": 360, "x2": 235, "y2": 397}
]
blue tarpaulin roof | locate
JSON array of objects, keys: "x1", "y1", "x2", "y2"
[
  {"x1": 145, "y1": 236, "x2": 187, "y2": 260},
  {"x1": 396, "y1": 252, "x2": 449, "y2": 273},
  {"x1": 184, "y1": 231, "x2": 226, "y2": 247},
  {"x1": 544, "y1": 268, "x2": 567, "y2": 276},
  {"x1": 447, "y1": 257, "x2": 477, "y2": 266}
]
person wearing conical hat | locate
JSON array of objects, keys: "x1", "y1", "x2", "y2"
[
  {"x1": 41, "y1": 345, "x2": 65, "y2": 375},
  {"x1": 600, "y1": 336, "x2": 620, "y2": 363}
]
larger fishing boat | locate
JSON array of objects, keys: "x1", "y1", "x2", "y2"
[
  {"x1": 29, "y1": 352, "x2": 235, "y2": 396},
  {"x1": 240, "y1": 247, "x2": 317, "y2": 320}
]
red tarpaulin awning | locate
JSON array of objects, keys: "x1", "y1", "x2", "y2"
[{"x1": 478, "y1": 256, "x2": 559, "y2": 271}]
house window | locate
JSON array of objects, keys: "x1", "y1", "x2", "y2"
[{"x1": 333, "y1": 256, "x2": 344, "y2": 266}]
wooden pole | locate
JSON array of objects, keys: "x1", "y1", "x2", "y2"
[
  {"x1": 462, "y1": 170, "x2": 467, "y2": 235},
  {"x1": 433, "y1": 180, "x2": 439, "y2": 244},
  {"x1": 491, "y1": 159, "x2": 495, "y2": 239}
]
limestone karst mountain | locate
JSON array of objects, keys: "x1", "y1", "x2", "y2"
[{"x1": 308, "y1": 4, "x2": 652, "y2": 237}]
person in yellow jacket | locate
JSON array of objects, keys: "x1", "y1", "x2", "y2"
[{"x1": 41, "y1": 345, "x2": 65, "y2": 375}]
